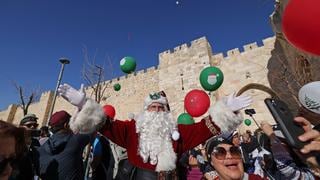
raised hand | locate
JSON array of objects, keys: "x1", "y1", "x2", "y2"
[
  {"x1": 58, "y1": 83, "x2": 86, "y2": 109},
  {"x1": 226, "y1": 92, "x2": 252, "y2": 112},
  {"x1": 295, "y1": 117, "x2": 320, "y2": 154}
]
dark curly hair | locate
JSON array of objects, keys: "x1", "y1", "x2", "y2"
[{"x1": 0, "y1": 120, "x2": 26, "y2": 156}]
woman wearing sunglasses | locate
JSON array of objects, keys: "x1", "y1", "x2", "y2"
[{"x1": 205, "y1": 137, "x2": 264, "y2": 180}]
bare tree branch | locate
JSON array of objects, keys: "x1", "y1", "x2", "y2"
[
  {"x1": 11, "y1": 80, "x2": 41, "y2": 115},
  {"x1": 81, "y1": 47, "x2": 114, "y2": 104}
]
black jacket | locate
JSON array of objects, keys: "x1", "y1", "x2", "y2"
[{"x1": 35, "y1": 131, "x2": 90, "y2": 180}]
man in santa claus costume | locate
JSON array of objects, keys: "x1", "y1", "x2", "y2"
[{"x1": 57, "y1": 84, "x2": 252, "y2": 180}]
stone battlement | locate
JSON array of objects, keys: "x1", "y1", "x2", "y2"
[{"x1": 212, "y1": 36, "x2": 275, "y2": 59}]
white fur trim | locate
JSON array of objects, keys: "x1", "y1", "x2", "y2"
[
  {"x1": 155, "y1": 146, "x2": 177, "y2": 172},
  {"x1": 128, "y1": 112, "x2": 135, "y2": 119},
  {"x1": 172, "y1": 130, "x2": 180, "y2": 141},
  {"x1": 144, "y1": 93, "x2": 168, "y2": 110},
  {"x1": 69, "y1": 99, "x2": 105, "y2": 134},
  {"x1": 209, "y1": 97, "x2": 243, "y2": 133}
]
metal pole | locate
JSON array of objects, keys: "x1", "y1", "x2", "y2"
[
  {"x1": 250, "y1": 115, "x2": 260, "y2": 129},
  {"x1": 46, "y1": 58, "x2": 70, "y2": 126}
]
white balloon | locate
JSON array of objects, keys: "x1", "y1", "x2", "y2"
[{"x1": 298, "y1": 81, "x2": 320, "y2": 114}]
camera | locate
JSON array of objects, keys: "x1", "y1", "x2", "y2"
[
  {"x1": 245, "y1": 109, "x2": 256, "y2": 116},
  {"x1": 189, "y1": 149, "x2": 202, "y2": 158},
  {"x1": 30, "y1": 129, "x2": 41, "y2": 137}
]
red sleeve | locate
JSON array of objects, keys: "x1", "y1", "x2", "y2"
[
  {"x1": 100, "y1": 120, "x2": 133, "y2": 148},
  {"x1": 178, "y1": 118, "x2": 220, "y2": 153}
]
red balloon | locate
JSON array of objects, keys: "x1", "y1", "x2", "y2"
[
  {"x1": 184, "y1": 89, "x2": 210, "y2": 117},
  {"x1": 282, "y1": 0, "x2": 320, "y2": 56},
  {"x1": 103, "y1": 105, "x2": 116, "y2": 118}
]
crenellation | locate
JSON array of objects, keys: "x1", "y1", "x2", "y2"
[
  {"x1": 243, "y1": 42, "x2": 258, "y2": 51},
  {"x1": 190, "y1": 37, "x2": 207, "y2": 45},
  {"x1": 146, "y1": 66, "x2": 156, "y2": 73},
  {"x1": 159, "y1": 50, "x2": 172, "y2": 57},
  {"x1": 262, "y1": 36, "x2": 276, "y2": 47},
  {"x1": 111, "y1": 77, "x2": 118, "y2": 82},
  {"x1": 227, "y1": 48, "x2": 240, "y2": 57},
  {"x1": 212, "y1": 53, "x2": 224, "y2": 59},
  {"x1": 119, "y1": 75, "x2": 126, "y2": 80},
  {"x1": 173, "y1": 43, "x2": 189, "y2": 52},
  {"x1": 137, "y1": 69, "x2": 145, "y2": 75}
]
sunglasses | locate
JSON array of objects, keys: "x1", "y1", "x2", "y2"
[
  {"x1": 0, "y1": 156, "x2": 16, "y2": 174},
  {"x1": 24, "y1": 123, "x2": 38, "y2": 129},
  {"x1": 212, "y1": 146, "x2": 241, "y2": 160}
]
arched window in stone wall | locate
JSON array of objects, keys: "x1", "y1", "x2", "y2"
[{"x1": 295, "y1": 55, "x2": 313, "y2": 85}]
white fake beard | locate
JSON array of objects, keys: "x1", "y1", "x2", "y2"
[{"x1": 135, "y1": 111, "x2": 177, "y2": 171}]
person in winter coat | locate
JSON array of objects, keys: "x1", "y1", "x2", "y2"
[{"x1": 34, "y1": 110, "x2": 91, "y2": 180}]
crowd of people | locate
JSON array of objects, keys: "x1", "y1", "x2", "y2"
[{"x1": 0, "y1": 81, "x2": 319, "y2": 180}]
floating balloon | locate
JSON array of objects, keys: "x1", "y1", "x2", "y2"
[
  {"x1": 177, "y1": 113, "x2": 194, "y2": 125},
  {"x1": 113, "y1": 83, "x2": 121, "y2": 91},
  {"x1": 120, "y1": 56, "x2": 136, "y2": 74},
  {"x1": 199, "y1": 67, "x2": 224, "y2": 91},
  {"x1": 103, "y1": 105, "x2": 116, "y2": 118},
  {"x1": 298, "y1": 81, "x2": 320, "y2": 114},
  {"x1": 244, "y1": 119, "x2": 251, "y2": 126},
  {"x1": 184, "y1": 89, "x2": 210, "y2": 117},
  {"x1": 282, "y1": 0, "x2": 320, "y2": 56}
]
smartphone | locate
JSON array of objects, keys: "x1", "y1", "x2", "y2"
[{"x1": 264, "y1": 98, "x2": 307, "y2": 149}]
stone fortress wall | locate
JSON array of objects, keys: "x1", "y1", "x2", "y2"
[{"x1": 0, "y1": 36, "x2": 276, "y2": 133}]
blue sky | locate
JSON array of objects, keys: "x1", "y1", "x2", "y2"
[{"x1": 0, "y1": 0, "x2": 274, "y2": 110}]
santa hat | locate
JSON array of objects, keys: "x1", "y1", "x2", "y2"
[
  {"x1": 298, "y1": 81, "x2": 320, "y2": 115},
  {"x1": 144, "y1": 91, "x2": 169, "y2": 111}
]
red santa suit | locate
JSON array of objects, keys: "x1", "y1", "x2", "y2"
[
  {"x1": 69, "y1": 96, "x2": 243, "y2": 173},
  {"x1": 100, "y1": 117, "x2": 219, "y2": 171}
]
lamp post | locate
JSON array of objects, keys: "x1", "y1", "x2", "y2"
[{"x1": 46, "y1": 58, "x2": 70, "y2": 126}]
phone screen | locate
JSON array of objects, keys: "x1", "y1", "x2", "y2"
[{"x1": 264, "y1": 98, "x2": 307, "y2": 149}]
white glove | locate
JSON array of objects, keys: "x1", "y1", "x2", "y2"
[
  {"x1": 58, "y1": 83, "x2": 86, "y2": 109},
  {"x1": 226, "y1": 92, "x2": 252, "y2": 112}
]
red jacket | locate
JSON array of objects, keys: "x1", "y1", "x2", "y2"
[{"x1": 101, "y1": 119, "x2": 220, "y2": 171}]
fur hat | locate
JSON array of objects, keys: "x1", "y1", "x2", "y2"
[
  {"x1": 298, "y1": 81, "x2": 320, "y2": 114},
  {"x1": 144, "y1": 91, "x2": 169, "y2": 111}
]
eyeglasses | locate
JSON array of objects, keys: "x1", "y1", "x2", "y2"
[
  {"x1": 212, "y1": 146, "x2": 241, "y2": 160},
  {"x1": 24, "y1": 123, "x2": 38, "y2": 129},
  {"x1": 148, "y1": 105, "x2": 165, "y2": 112},
  {"x1": 0, "y1": 156, "x2": 16, "y2": 173}
]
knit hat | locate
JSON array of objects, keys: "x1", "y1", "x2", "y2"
[
  {"x1": 20, "y1": 114, "x2": 38, "y2": 125},
  {"x1": 144, "y1": 91, "x2": 169, "y2": 111},
  {"x1": 49, "y1": 111, "x2": 71, "y2": 127},
  {"x1": 298, "y1": 81, "x2": 320, "y2": 115}
]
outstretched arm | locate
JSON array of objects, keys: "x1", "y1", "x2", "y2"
[
  {"x1": 178, "y1": 93, "x2": 252, "y2": 153},
  {"x1": 58, "y1": 83, "x2": 105, "y2": 134}
]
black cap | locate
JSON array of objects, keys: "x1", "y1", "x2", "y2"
[
  {"x1": 20, "y1": 114, "x2": 38, "y2": 125},
  {"x1": 206, "y1": 136, "x2": 233, "y2": 156}
]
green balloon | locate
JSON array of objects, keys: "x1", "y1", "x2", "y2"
[
  {"x1": 199, "y1": 67, "x2": 224, "y2": 91},
  {"x1": 244, "y1": 119, "x2": 251, "y2": 126},
  {"x1": 177, "y1": 113, "x2": 195, "y2": 125},
  {"x1": 113, "y1": 83, "x2": 121, "y2": 91},
  {"x1": 120, "y1": 56, "x2": 136, "y2": 74}
]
